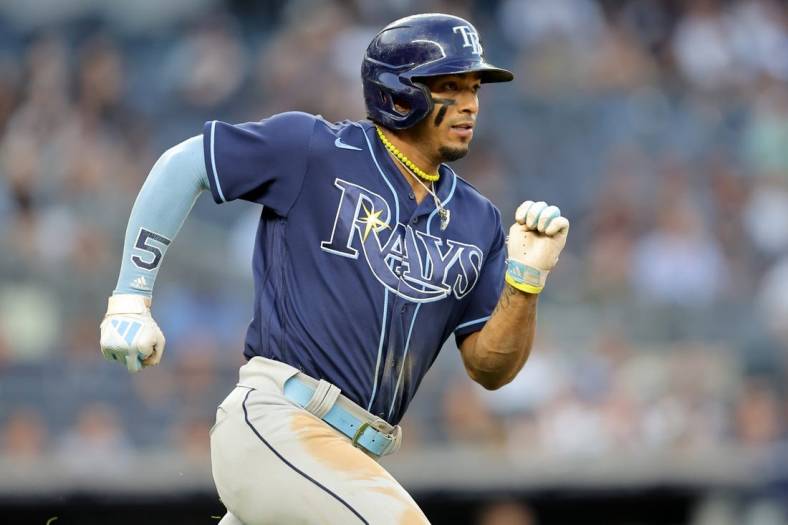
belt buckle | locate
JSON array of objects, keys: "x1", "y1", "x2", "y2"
[
  {"x1": 351, "y1": 422, "x2": 372, "y2": 449},
  {"x1": 351, "y1": 418, "x2": 391, "y2": 454}
]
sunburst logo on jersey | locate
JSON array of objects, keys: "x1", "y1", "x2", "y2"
[{"x1": 358, "y1": 203, "x2": 390, "y2": 242}]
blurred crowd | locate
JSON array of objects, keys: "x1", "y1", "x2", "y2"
[{"x1": 0, "y1": 0, "x2": 787, "y2": 521}]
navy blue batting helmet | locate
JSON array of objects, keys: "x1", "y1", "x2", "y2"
[{"x1": 362, "y1": 13, "x2": 513, "y2": 130}]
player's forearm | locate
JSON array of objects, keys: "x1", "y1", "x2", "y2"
[
  {"x1": 114, "y1": 136, "x2": 209, "y2": 296},
  {"x1": 461, "y1": 284, "x2": 537, "y2": 389}
]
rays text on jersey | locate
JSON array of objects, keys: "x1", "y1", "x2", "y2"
[{"x1": 320, "y1": 178, "x2": 483, "y2": 302}]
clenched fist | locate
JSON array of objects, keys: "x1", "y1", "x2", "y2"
[
  {"x1": 100, "y1": 294, "x2": 165, "y2": 372},
  {"x1": 506, "y1": 200, "x2": 569, "y2": 294}
]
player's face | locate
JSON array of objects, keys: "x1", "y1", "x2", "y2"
[{"x1": 419, "y1": 72, "x2": 481, "y2": 162}]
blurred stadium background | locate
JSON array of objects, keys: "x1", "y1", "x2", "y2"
[{"x1": 0, "y1": 0, "x2": 787, "y2": 523}]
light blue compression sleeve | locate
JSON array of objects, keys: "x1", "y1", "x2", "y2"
[{"x1": 113, "y1": 135, "x2": 209, "y2": 297}]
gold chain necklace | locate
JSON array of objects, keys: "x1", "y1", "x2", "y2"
[{"x1": 376, "y1": 127, "x2": 440, "y2": 182}]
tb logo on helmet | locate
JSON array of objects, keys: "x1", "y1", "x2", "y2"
[{"x1": 452, "y1": 26, "x2": 482, "y2": 55}]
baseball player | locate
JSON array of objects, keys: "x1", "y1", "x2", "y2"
[{"x1": 100, "y1": 13, "x2": 568, "y2": 525}]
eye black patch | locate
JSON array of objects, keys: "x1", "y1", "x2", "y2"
[{"x1": 431, "y1": 97, "x2": 457, "y2": 127}]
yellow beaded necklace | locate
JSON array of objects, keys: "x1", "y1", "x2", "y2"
[{"x1": 376, "y1": 127, "x2": 440, "y2": 183}]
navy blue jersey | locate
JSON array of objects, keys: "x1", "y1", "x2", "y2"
[{"x1": 203, "y1": 112, "x2": 506, "y2": 423}]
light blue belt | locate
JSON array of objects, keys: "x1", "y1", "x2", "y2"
[{"x1": 283, "y1": 377, "x2": 396, "y2": 457}]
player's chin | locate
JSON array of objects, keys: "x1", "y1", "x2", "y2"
[{"x1": 438, "y1": 144, "x2": 469, "y2": 162}]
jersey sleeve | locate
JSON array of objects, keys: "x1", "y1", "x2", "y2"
[
  {"x1": 453, "y1": 208, "x2": 507, "y2": 340},
  {"x1": 202, "y1": 111, "x2": 316, "y2": 215}
]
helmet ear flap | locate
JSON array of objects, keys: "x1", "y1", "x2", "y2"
[
  {"x1": 377, "y1": 86, "x2": 408, "y2": 118},
  {"x1": 364, "y1": 71, "x2": 433, "y2": 129}
]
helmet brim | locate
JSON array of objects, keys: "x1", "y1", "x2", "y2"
[{"x1": 407, "y1": 58, "x2": 514, "y2": 83}]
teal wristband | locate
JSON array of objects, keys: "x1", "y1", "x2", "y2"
[{"x1": 506, "y1": 260, "x2": 547, "y2": 293}]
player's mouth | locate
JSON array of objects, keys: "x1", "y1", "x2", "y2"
[{"x1": 449, "y1": 122, "x2": 474, "y2": 139}]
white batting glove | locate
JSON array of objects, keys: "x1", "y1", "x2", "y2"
[
  {"x1": 506, "y1": 200, "x2": 570, "y2": 294},
  {"x1": 99, "y1": 294, "x2": 165, "y2": 373}
]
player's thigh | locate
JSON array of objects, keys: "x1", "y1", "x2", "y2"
[
  {"x1": 276, "y1": 400, "x2": 428, "y2": 525},
  {"x1": 210, "y1": 386, "x2": 429, "y2": 525},
  {"x1": 210, "y1": 387, "x2": 340, "y2": 524}
]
